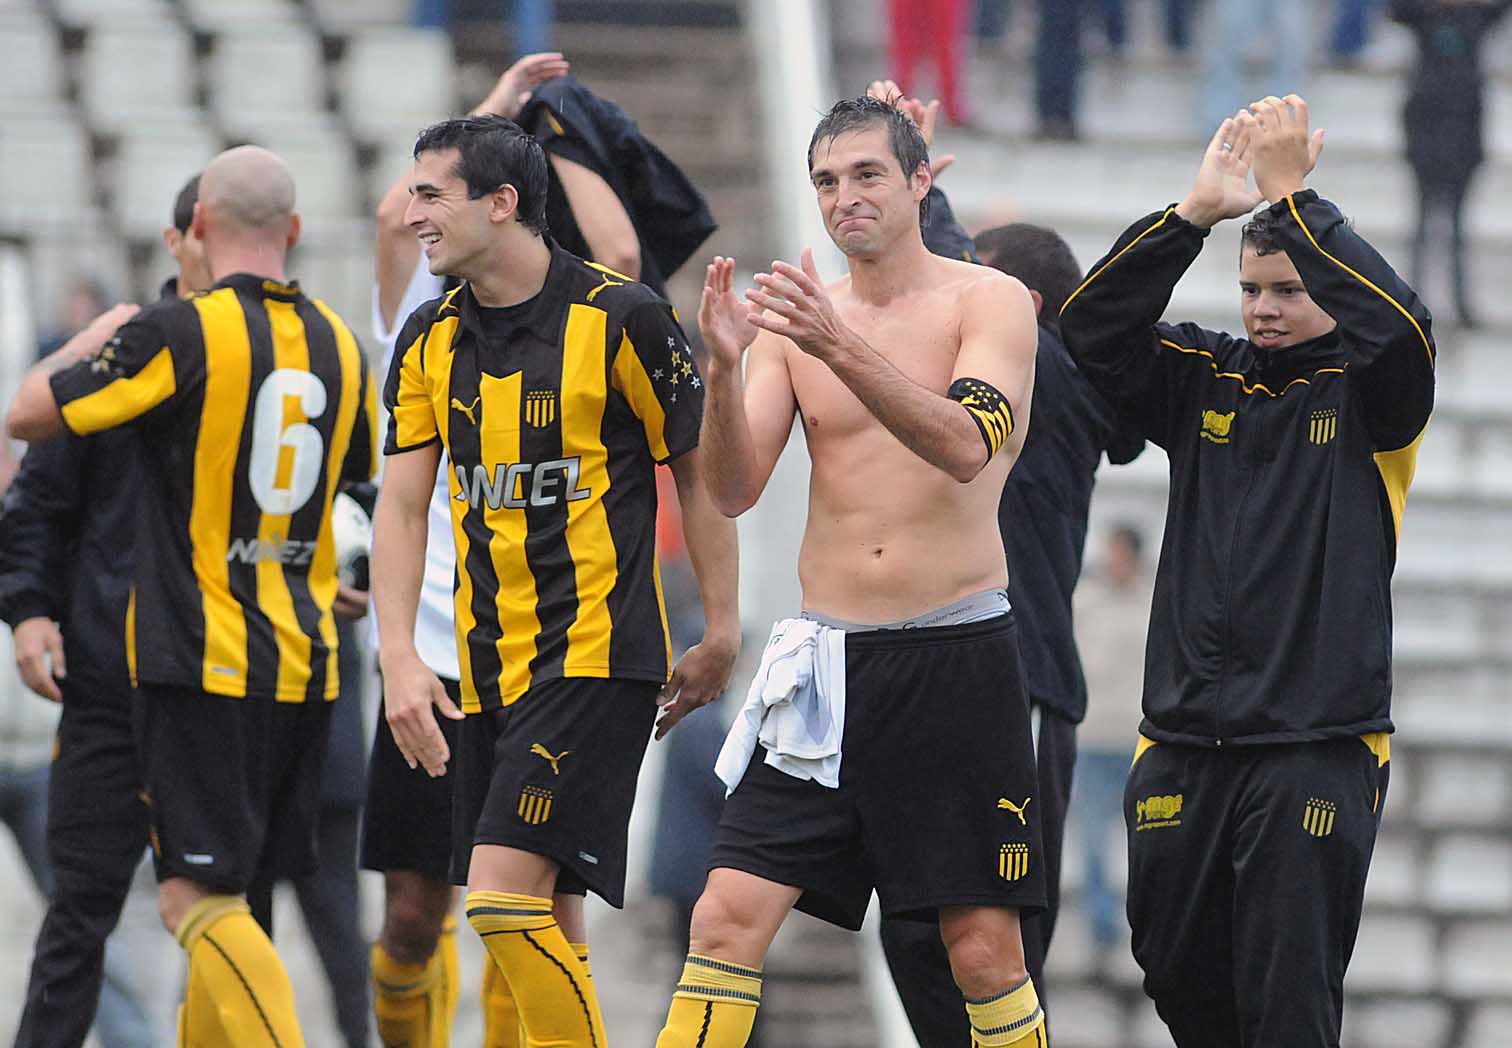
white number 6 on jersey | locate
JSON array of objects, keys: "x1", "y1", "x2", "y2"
[{"x1": 249, "y1": 368, "x2": 329, "y2": 515}]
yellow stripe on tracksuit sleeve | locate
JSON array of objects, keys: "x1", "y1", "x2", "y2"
[
  {"x1": 311, "y1": 299, "x2": 366, "y2": 699},
  {"x1": 1374, "y1": 424, "x2": 1426, "y2": 548},
  {"x1": 480, "y1": 370, "x2": 540, "y2": 707},
  {"x1": 611, "y1": 331, "x2": 672, "y2": 461},
  {"x1": 191, "y1": 292, "x2": 252, "y2": 695},
  {"x1": 1284, "y1": 195, "x2": 1434, "y2": 367},
  {"x1": 260, "y1": 299, "x2": 314, "y2": 701},
  {"x1": 1059, "y1": 208, "x2": 1175, "y2": 316},
  {"x1": 59, "y1": 347, "x2": 176, "y2": 435},
  {"x1": 559, "y1": 304, "x2": 617, "y2": 677}
]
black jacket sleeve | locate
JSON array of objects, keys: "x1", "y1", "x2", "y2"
[
  {"x1": 1269, "y1": 190, "x2": 1435, "y2": 450},
  {"x1": 920, "y1": 186, "x2": 979, "y2": 262},
  {"x1": 0, "y1": 437, "x2": 86, "y2": 628},
  {"x1": 1057, "y1": 206, "x2": 1233, "y2": 448}
]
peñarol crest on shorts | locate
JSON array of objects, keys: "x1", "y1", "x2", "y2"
[
  {"x1": 518, "y1": 785, "x2": 553, "y2": 825},
  {"x1": 998, "y1": 842, "x2": 1030, "y2": 882},
  {"x1": 1302, "y1": 797, "x2": 1336, "y2": 837},
  {"x1": 525, "y1": 389, "x2": 556, "y2": 428}
]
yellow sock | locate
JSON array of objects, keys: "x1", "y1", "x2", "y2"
[
  {"x1": 176, "y1": 896, "x2": 305, "y2": 1048},
  {"x1": 435, "y1": 914, "x2": 460, "y2": 1044},
  {"x1": 465, "y1": 891, "x2": 605, "y2": 1048},
  {"x1": 482, "y1": 952, "x2": 521, "y2": 1048},
  {"x1": 965, "y1": 976, "x2": 1046, "y2": 1047},
  {"x1": 655, "y1": 954, "x2": 762, "y2": 1048},
  {"x1": 372, "y1": 939, "x2": 443, "y2": 1047}
]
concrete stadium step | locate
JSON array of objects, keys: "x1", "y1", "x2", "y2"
[
  {"x1": 1343, "y1": 998, "x2": 1454, "y2": 1048},
  {"x1": 1442, "y1": 920, "x2": 1512, "y2": 998},
  {"x1": 1465, "y1": 1003, "x2": 1512, "y2": 1047},
  {"x1": 1425, "y1": 836, "x2": 1512, "y2": 915},
  {"x1": 1345, "y1": 913, "x2": 1439, "y2": 993}
]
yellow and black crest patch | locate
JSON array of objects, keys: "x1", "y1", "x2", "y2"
[
  {"x1": 525, "y1": 390, "x2": 556, "y2": 428},
  {"x1": 998, "y1": 843, "x2": 1030, "y2": 883},
  {"x1": 949, "y1": 377, "x2": 1015, "y2": 457},
  {"x1": 1308, "y1": 408, "x2": 1337, "y2": 445},
  {"x1": 1302, "y1": 797, "x2": 1336, "y2": 837},
  {"x1": 1200, "y1": 409, "x2": 1235, "y2": 444},
  {"x1": 518, "y1": 785, "x2": 553, "y2": 826}
]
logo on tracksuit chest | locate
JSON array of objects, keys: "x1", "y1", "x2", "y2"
[
  {"x1": 1308, "y1": 408, "x2": 1338, "y2": 445},
  {"x1": 1200, "y1": 409, "x2": 1235, "y2": 445}
]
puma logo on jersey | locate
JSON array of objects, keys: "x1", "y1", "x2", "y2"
[
  {"x1": 451, "y1": 396, "x2": 481, "y2": 426},
  {"x1": 998, "y1": 796, "x2": 1031, "y2": 825},
  {"x1": 530, "y1": 743, "x2": 570, "y2": 775},
  {"x1": 586, "y1": 273, "x2": 625, "y2": 303}
]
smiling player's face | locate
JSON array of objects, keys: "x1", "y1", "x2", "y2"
[
  {"x1": 1239, "y1": 247, "x2": 1336, "y2": 350},
  {"x1": 810, "y1": 125, "x2": 927, "y2": 258}
]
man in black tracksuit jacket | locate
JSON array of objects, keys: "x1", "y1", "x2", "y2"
[{"x1": 1058, "y1": 97, "x2": 1434, "y2": 1046}]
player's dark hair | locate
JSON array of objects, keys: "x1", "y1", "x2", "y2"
[
  {"x1": 974, "y1": 223, "x2": 1083, "y2": 330},
  {"x1": 413, "y1": 115, "x2": 549, "y2": 235},
  {"x1": 808, "y1": 96, "x2": 931, "y2": 224},
  {"x1": 1240, "y1": 208, "x2": 1284, "y2": 259},
  {"x1": 172, "y1": 174, "x2": 201, "y2": 234}
]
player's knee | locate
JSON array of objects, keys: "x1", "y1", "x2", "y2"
[
  {"x1": 941, "y1": 918, "x2": 1027, "y2": 1000},
  {"x1": 381, "y1": 876, "x2": 449, "y2": 963},
  {"x1": 687, "y1": 887, "x2": 761, "y2": 958}
]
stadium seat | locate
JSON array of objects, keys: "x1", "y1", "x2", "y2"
[
  {"x1": 79, "y1": 20, "x2": 200, "y2": 132},
  {"x1": 1344, "y1": 914, "x2": 1438, "y2": 993},
  {"x1": 0, "y1": 117, "x2": 95, "y2": 231},
  {"x1": 306, "y1": 0, "x2": 412, "y2": 34},
  {"x1": 0, "y1": 12, "x2": 68, "y2": 116},
  {"x1": 1442, "y1": 921, "x2": 1512, "y2": 997},
  {"x1": 208, "y1": 23, "x2": 329, "y2": 139},
  {"x1": 110, "y1": 122, "x2": 224, "y2": 240},
  {"x1": 1417, "y1": 754, "x2": 1512, "y2": 828},
  {"x1": 1425, "y1": 836, "x2": 1512, "y2": 914},
  {"x1": 181, "y1": 0, "x2": 301, "y2": 32},
  {"x1": 339, "y1": 27, "x2": 457, "y2": 144},
  {"x1": 1464, "y1": 1004, "x2": 1512, "y2": 1048},
  {"x1": 1342, "y1": 1000, "x2": 1452, "y2": 1048},
  {"x1": 52, "y1": 0, "x2": 175, "y2": 29}
]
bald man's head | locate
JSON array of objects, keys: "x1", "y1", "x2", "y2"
[{"x1": 198, "y1": 146, "x2": 296, "y2": 232}]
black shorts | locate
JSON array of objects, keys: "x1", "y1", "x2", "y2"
[
  {"x1": 360, "y1": 680, "x2": 461, "y2": 879},
  {"x1": 712, "y1": 614, "x2": 1046, "y2": 931},
  {"x1": 133, "y1": 685, "x2": 332, "y2": 893},
  {"x1": 451, "y1": 676, "x2": 659, "y2": 906}
]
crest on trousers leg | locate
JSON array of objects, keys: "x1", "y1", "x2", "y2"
[
  {"x1": 998, "y1": 843, "x2": 1030, "y2": 882},
  {"x1": 1303, "y1": 797, "x2": 1336, "y2": 837},
  {"x1": 518, "y1": 785, "x2": 553, "y2": 825}
]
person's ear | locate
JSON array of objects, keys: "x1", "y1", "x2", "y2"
[
  {"x1": 491, "y1": 183, "x2": 521, "y2": 225},
  {"x1": 286, "y1": 212, "x2": 301, "y2": 252},
  {"x1": 1027, "y1": 288, "x2": 1044, "y2": 319}
]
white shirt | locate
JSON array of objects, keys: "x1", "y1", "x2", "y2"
[{"x1": 369, "y1": 259, "x2": 460, "y2": 681}]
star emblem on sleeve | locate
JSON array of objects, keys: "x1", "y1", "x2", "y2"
[
  {"x1": 652, "y1": 368, "x2": 664, "y2": 380},
  {"x1": 691, "y1": 376, "x2": 701, "y2": 389}
]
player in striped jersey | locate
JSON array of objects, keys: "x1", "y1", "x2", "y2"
[
  {"x1": 372, "y1": 115, "x2": 738, "y2": 1048},
  {"x1": 8, "y1": 145, "x2": 378, "y2": 1047}
]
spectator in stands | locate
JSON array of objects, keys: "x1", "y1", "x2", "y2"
[
  {"x1": 415, "y1": 0, "x2": 553, "y2": 52},
  {"x1": 1330, "y1": 0, "x2": 1381, "y2": 64},
  {"x1": 1059, "y1": 96, "x2": 1432, "y2": 1048},
  {"x1": 1198, "y1": 0, "x2": 1308, "y2": 133},
  {"x1": 36, "y1": 277, "x2": 110, "y2": 361},
  {"x1": 1392, "y1": 0, "x2": 1512, "y2": 330},
  {"x1": 0, "y1": 172, "x2": 213, "y2": 1048},
  {"x1": 1102, "y1": 0, "x2": 1193, "y2": 55},
  {"x1": 1071, "y1": 523, "x2": 1153, "y2": 969},
  {"x1": 889, "y1": 0, "x2": 972, "y2": 125},
  {"x1": 1035, "y1": 0, "x2": 1086, "y2": 140}
]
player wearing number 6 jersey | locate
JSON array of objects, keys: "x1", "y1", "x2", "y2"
[{"x1": 7, "y1": 145, "x2": 378, "y2": 1047}]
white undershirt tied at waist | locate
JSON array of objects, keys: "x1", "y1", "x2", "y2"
[{"x1": 712, "y1": 589, "x2": 1012, "y2": 797}]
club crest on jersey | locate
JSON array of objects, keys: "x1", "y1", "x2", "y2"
[
  {"x1": 518, "y1": 785, "x2": 553, "y2": 826},
  {"x1": 525, "y1": 390, "x2": 556, "y2": 428},
  {"x1": 1200, "y1": 409, "x2": 1235, "y2": 445},
  {"x1": 1308, "y1": 408, "x2": 1338, "y2": 445},
  {"x1": 998, "y1": 843, "x2": 1030, "y2": 882},
  {"x1": 1303, "y1": 797, "x2": 1336, "y2": 837}
]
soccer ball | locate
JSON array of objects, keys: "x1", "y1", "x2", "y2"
[{"x1": 331, "y1": 490, "x2": 373, "y2": 590}]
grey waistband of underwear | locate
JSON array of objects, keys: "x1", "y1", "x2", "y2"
[{"x1": 801, "y1": 588, "x2": 1011, "y2": 633}]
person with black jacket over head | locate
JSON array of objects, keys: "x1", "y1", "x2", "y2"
[{"x1": 1058, "y1": 95, "x2": 1434, "y2": 1048}]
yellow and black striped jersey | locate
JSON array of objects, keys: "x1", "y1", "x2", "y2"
[
  {"x1": 384, "y1": 242, "x2": 702, "y2": 714},
  {"x1": 50, "y1": 274, "x2": 379, "y2": 702}
]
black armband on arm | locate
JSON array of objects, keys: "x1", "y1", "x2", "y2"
[{"x1": 949, "y1": 377, "x2": 1015, "y2": 458}]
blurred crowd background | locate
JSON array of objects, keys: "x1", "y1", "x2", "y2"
[{"x1": 1, "y1": 1, "x2": 1509, "y2": 1046}]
